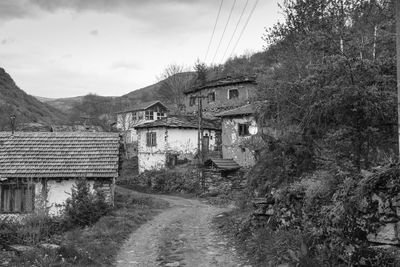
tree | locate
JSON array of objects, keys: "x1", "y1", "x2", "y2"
[
  {"x1": 255, "y1": 0, "x2": 396, "y2": 173},
  {"x1": 158, "y1": 64, "x2": 195, "y2": 113}
]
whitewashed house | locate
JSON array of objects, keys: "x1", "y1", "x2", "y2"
[
  {"x1": 216, "y1": 103, "x2": 259, "y2": 168},
  {"x1": 134, "y1": 115, "x2": 221, "y2": 173},
  {"x1": 116, "y1": 100, "x2": 168, "y2": 143},
  {"x1": 0, "y1": 132, "x2": 120, "y2": 216}
]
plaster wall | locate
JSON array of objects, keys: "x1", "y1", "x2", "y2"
[
  {"x1": 221, "y1": 116, "x2": 257, "y2": 167},
  {"x1": 137, "y1": 127, "x2": 218, "y2": 173},
  {"x1": 46, "y1": 179, "x2": 95, "y2": 216},
  {"x1": 137, "y1": 127, "x2": 167, "y2": 173}
]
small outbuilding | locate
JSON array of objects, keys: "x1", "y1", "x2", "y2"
[
  {"x1": 0, "y1": 132, "x2": 120, "y2": 216},
  {"x1": 134, "y1": 115, "x2": 221, "y2": 173},
  {"x1": 216, "y1": 103, "x2": 259, "y2": 168}
]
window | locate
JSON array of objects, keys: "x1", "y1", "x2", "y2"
[
  {"x1": 145, "y1": 110, "x2": 154, "y2": 120},
  {"x1": 146, "y1": 132, "x2": 157, "y2": 147},
  {"x1": 132, "y1": 112, "x2": 137, "y2": 121},
  {"x1": 208, "y1": 92, "x2": 215, "y2": 103},
  {"x1": 1, "y1": 184, "x2": 35, "y2": 213},
  {"x1": 228, "y1": 89, "x2": 239, "y2": 99},
  {"x1": 238, "y1": 123, "x2": 250, "y2": 136},
  {"x1": 189, "y1": 96, "x2": 196, "y2": 106},
  {"x1": 157, "y1": 112, "x2": 165, "y2": 120},
  {"x1": 138, "y1": 112, "x2": 144, "y2": 120}
]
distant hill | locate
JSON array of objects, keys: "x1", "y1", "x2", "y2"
[
  {"x1": 0, "y1": 68, "x2": 68, "y2": 130},
  {"x1": 35, "y1": 95, "x2": 85, "y2": 113},
  {"x1": 34, "y1": 72, "x2": 197, "y2": 120}
]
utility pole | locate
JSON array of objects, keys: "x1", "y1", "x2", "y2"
[
  {"x1": 9, "y1": 114, "x2": 16, "y2": 135},
  {"x1": 397, "y1": 0, "x2": 400, "y2": 156},
  {"x1": 197, "y1": 95, "x2": 208, "y2": 164},
  {"x1": 197, "y1": 96, "x2": 203, "y2": 164}
]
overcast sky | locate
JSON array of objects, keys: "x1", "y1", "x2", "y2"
[{"x1": 0, "y1": 0, "x2": 283, "y2": 98}]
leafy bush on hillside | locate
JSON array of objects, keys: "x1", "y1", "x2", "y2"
[{"x1": 119, "y1": 168, "x2": 202, "y2": 194}]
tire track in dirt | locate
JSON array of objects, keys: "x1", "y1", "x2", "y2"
[{"x1": 115, "y1": 192, "x2": 250, "y2": 267}]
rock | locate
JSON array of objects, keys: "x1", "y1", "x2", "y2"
[
  {"x1": 39, "y1": 243, "x2": 60, "y2": 250},
  {"x1": 265, "y1": 208, "x2": 274, "y2": 216},
  {"x1": 372, "y1": 194, "x2": 385, "y2": 214},
  {"x1": 367, "y1": 223, "x2": 399, "y2": 245},
  {"x1": 165, "y1": 262, "x2": 180, "y2": 267}
]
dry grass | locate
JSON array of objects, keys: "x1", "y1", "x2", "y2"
[{"x1": 6, "y1": 187, "x2": 169, "y2": 267}]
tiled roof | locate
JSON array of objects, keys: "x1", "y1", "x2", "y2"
[
  {"x1": 206, "y1": 158, "x2": 241, "y2": 170},
  {"x1": 116, "y1": 100, "x2": 168, "y2": 114},
  {"x1": 215, "y1": 103, "x2": 256, "y2": 117},
  {"x1": 134, "y1": 115, "x2": 221, "y2": 130},
  {"x1": 0, "y1": 132, "x2": 120, "y2": 179},
  {"x1": 184, "y1": 76, "x2": 256, "y2": 94}
]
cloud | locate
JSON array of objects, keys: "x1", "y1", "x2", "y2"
[
  {"x1": 1, "y1": 38, "x2": 15, "y2": 45},
  {"x1": 111, "y1": 61, "x2": 142, "y2": 71},
  {"x1": 89, "y1": 29, "x2": 98, "y2": 36}
]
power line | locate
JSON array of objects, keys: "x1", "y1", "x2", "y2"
[
  {"x1": 229, "y1": 0, "x2": 259, "y2": 59},
  {"x1": 204, "y1": 0, "x2": 224, "y2": 63},
  {"x1": 211, "y1": 0, "x2": 237, "y2": 64},
  {"x1": 221, "y1": 0, "x2": 249, "y2": 63}
]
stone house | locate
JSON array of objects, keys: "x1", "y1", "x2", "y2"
[
  {"x1": 0, "y1": 132, "x2": 120, "y2": 216},
  {"x1": 183, "y1": 76, "x2": 257, "y2": 116},
  {"x1": 216, "y1": 103, "x2": 259, "y2": 168},
  {"x1": 116, "y1": 100, "x2": 168, "y2": 143},
  {"x1": 134, "y1": 115, "x2": 221, "y2": 173}
]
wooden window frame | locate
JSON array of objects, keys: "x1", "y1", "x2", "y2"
[
  {"x1": 228, "y1": 88, "x2": 239, "y2": 99},
  {"x1": 238, "y1": 123, "x2": 250, "y2": 136},
  {"x1": 189, "y1": 96, "x2": 196, "y2": 106},
  {"x1": 157, "y1": 112, "x2": 165, "y2": 120},
  {"x1": 146, "y1": 132, "x2": 157, "y2": 147},
  {"x1": 0, "y1": 183, "x2": 35, "y2": 214},
  {"x1": 208, "y1": 92, "x2": 216, "y2": 103},
  {"x1": 145, "y1": 110, "x2": 154, "y2": 120}
]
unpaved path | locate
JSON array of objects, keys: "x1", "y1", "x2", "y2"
[{"x1": 115, "y1": 191, "x2": 249, "y2": 267}]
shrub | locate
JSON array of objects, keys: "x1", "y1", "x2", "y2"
[
  {"x1": 0, "y1": 214, "x2": 62, "y2": 247},
  {"x1": 62, "y1": 179, "x2": 112, "y2": 229}
]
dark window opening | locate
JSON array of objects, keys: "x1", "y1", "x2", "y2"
[
  {"x1": 146, "y1": 132, "x2": 157, "y2": 147},
  {"x1": 189, "y1": 96, "x2": 196, "y2": 106},
  {"x1": 238, "y1": 123, "x2": 250, "y2": 136},
  {"x1": 208, "y1": 92, "x2": 215, "y2": 103},
  {"x1": 1, "y1": 183, "x2": 35, "y2": 213},
  {"x1": 228, "y1": 89, "x2": 239, "y2": 99},
  {"x1": 145, "y1": 110, "x2": 154, "y2": 120}
]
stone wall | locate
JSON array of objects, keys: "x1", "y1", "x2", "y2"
[
  {"x1": 250, "y1": 166, "x2": 400, "y2": 248},
  {"x1": 202, "y1": 169, "x2": 246, "y2": 196}
]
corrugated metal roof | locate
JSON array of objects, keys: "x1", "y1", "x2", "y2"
[
  {"x1": 0, "y1": 132, "x2": 120, "y2": 179},
  {"x1": 134, "y1": 115, "x2": 221, "y2": 130},
  {"x1": 206, "y1": 158, "x2": 241, "y2": 170}
]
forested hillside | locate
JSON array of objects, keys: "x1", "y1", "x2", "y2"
[
  {"x1": 0, "y1": 68, "x2": 68, "y2": 130},
  {"x1": 219, "y1": 1, "x2": 399, "y2": 266}
]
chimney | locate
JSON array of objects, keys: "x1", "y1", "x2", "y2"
[{"x1": 9, "y1": 114, "x2": 16, "y2": 135}]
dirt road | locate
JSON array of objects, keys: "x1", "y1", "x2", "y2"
[{"x1": 115, "y1": 192, "x2": 249, "y2": 267}]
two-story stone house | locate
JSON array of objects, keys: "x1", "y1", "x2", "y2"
[{"x1": 183, "y1": 76, "x2": 257, "y2": 117}]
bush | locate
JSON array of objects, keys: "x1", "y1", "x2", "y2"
[
  {"x1": 119, "y1": 168, "x2": 202, "y2": 194},
  {"x1": 62, "y1": 179, "x2": 112, "y2": 229},
  {"x1": 0, "y1": 214, "x2": 62, "y2": 247}
]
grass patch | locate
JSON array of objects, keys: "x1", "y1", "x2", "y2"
[{"x1": 6, "y1": 187, "x2": 169, "y2": 267}]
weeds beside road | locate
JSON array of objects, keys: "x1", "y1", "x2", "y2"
[{"x1": 3, "y1": 186, "x2": 168, "y2": 266}]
